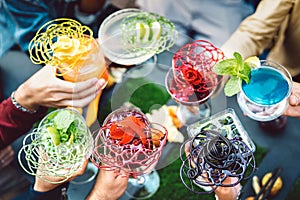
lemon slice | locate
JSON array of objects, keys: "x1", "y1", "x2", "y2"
[
  {"x1": 141, "y1": 24, "x2": 150, "y2": 43},
  {"x1": 136, "y1": 22, "x2": 146, "y2": 42},
  {"x1": 136, "y1": 22, "x2": 150, "y2": 43},
  {"x1": 244, "y1": 56, "x2": 261, "y2": 68},
  {"x1": 47, "y1": 127, "x2": 60, "y2": 146},
  {"x1": 150, "y1": 21, "x2": 162, "y2": 41}
]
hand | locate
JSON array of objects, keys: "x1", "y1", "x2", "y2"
[
  {"x1": 284, "y1": 81, "x2": 300, "y2": 118},
  {"x1": 14, "y1": 65, "x2": 106, "y2": 111},
  {"x1": 33, "y1": 159, "x2": 88, "y2": 192},
  {"x1": 214, "y1": 177, "x2": 241, "y2": 200},
  {"x1": 86, "y1": 168, "x2": 129, "y2": 200},
  {"x1": 0, "y1": 145, "x2": 14, "y2": 170}
]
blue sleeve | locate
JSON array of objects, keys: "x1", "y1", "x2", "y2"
[
  {"x1": 3, "y1": 0, "x2": 57, "y2": 52},
  {"x1": 13, "y1": 182, "x2": 69, "y2": 200}
]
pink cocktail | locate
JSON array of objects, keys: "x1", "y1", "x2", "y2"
[
  {"x1": 165, "y1": 40, "x2": 225, "y2": 125},
  {"x1": 91, "y1": 107, "x2": 168, "y2": 198}
]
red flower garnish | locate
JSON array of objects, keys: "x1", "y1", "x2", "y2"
[
  {"x1": 181, "y1": 63, "x2": 204, "y2": 86},
  {"x1": 109, "y1": 116, "x2": 147, "y2": 145}
]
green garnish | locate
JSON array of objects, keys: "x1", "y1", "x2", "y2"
[
  {"x1": 54, "y1": 110, "x2": 75, "y2": 132},
  {"x1": 47, "y1": 127, "x2": 60, "y2": 146},
  {"x1": 121, "y1": 11, "x2": 177, "y2": 54},
  {"x1": 213, "y1": 52, "x2": 259, "y2": 97}
]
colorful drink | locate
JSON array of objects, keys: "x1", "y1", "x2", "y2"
[
  {"x1": 165, "y1": 40, "x2": 225, "y2": 125},
  {"x1": 18, "y1": 108, "x2": 93, "y2": 183},
  {"x1": 242, "y1": 66, "x2": 289, "y2": 105},
  {"x1": 91, "y1": 107, "x2": 167, "y2": 176},
  {"x1": 28, "y1": 18, "x2": 108, "y2": 126},
  {"x1": 237, "y1": 60, "x2": 292, "y2": 121},
  {"x1": 98, "y1": 8, "x2": 177, "y2": 65}
]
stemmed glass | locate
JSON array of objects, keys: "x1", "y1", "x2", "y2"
[
  {"x1": 165, "y1": 40, "x2": 225, "y2": 125},
  {"x1": 28, "y1": 18, "x2": 109, "y2": 127},
  {"x1": 179, "y1": 129, "x2": 256, "y2": 195},
  {"x1": 18, "y1": 108, "x2": 93, "y2": 183},
  {"x1": 237, "y1": 60, "x2": 293, "y2": 122},
  {"x1": 98, "y1": 8, "x2": 177, "y2": 66},
  {"x1": 90, "y1": 107, "x2": 168, "y2": 199}
]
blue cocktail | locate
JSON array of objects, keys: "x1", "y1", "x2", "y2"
[{"x1": 237, "y1": 60, "x2": 292, "y2": 121}]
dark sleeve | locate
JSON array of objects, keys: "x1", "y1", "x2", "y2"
[
  {"x1": 0, "y1": 97, "x2": 48, "y2": 149},
  {"x1": 13, "y1": 182, "x2": 69, "y2": 200}
]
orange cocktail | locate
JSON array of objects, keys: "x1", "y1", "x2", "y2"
[
  {"x1": 53, "y1": 35, "x2": 109, "y2": 126},
  {"x1": 28, "y1": 18, "x2": 108, "y2": 126}
]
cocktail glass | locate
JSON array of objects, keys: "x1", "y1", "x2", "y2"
[
  {"x1": 18, "y1": 108, "x2": 93, "y2": 183},
  {"x1": 28, "y1": 18, "x2": 109, "y2": 127},
  {"x1": 98, "y1": 8, "x2": 177, "y2": 66},
  {"x1": 91, "y1": 107, "x2": 168, "y2": 199},
  {"x1": 179, "y1": 129, "x2": 256, "y2": 195},
  {"x1": 237, "y1": 60, "x2": 293, "y2": 122},
  {"x1": 165, "y1": 40, "x2": 224, "y2": 125}
]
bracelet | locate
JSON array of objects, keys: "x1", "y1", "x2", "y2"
[{"x1": 11, "y1": 91, "x2": 37, "y2": 114}]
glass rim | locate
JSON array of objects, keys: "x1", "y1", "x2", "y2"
[{"x1": 240, "y1": 60, "x2": 293, "y2": 106}]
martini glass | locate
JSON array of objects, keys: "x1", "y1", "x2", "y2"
[
  {"x1": 237, "y1": 60, "x2": 293, "y2": 122},
  {"x1": 18, "y1": 108, "x2": 93, "y2": 183},
  {"x1": 98, "y1": 8, "x2": 177, "y2": 66},
  {"x1": 179, "y1": 129, "x2": 256, "y2": 195},
  {"x1": 165, "y1": 40, "x2": 225, "y2": 125},
  {"x1": 28, "y1": 18, "x2": 109, "y2": 127},
  {"x1": 91, "y1": 107, "x2": 168, "y2": 199}
]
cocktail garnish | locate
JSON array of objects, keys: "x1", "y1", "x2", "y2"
[
  {"x1": 180, "y1": 130, "x2": 256, "y2": 194},
  {"x1": 121, "y1": 11, "x2": 177, "y2": 54},
  {"x1": 108, "y1": 116, "x2": 147, "y2": 145},
  {"x1": 213, "y1": 52, "x2": 260, "y2": 96},
  {"x1": 18, "y1": 109, "x2": 92, "y2": 183},
  {"x1": 28, "y1": 18, "x2": 94, "y2": 76},
  {"x1": 170, "y1": 40, "x2": 225, "y2": 103}
]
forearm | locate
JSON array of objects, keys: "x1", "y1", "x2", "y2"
[
  {"x1": 221, "y1": 0, "x2": 294, "y2": 58},
  {"x1": 0, "y1": 96, "x2": 47, "y2": 149}
]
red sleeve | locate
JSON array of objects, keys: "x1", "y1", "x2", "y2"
[{"x1": 0, "y1": 97, "x2": 48, "y2": 149}]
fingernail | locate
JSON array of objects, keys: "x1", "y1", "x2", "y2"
[
  {"x1": 290, "y1": 95, "x2": 299, "y2": 106},
  {"x1": 97, "y1": 78, "x2": 107, "y2": 90}
]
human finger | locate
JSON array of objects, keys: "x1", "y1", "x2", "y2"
[
  {"x1": 72, "y1": 78, "x2": 106, "y2": 100},
  {"x1": 0, "y1": 146, "x2": 14, "y2": 159},
  {"x1": 72, "y1": 78, "x2": 105, "y2": 94},
  {"x1": 289, "y1": 94, "x2": 299, "y2": 106}
]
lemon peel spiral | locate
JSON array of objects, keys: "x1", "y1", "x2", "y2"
[{"x1": 28, "y1": 18, "x2": 94, "y2": 76}]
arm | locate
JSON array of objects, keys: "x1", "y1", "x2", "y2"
[
  {"x1": 221, "y1": 0, "x2": 295, "y2": 58},
  {"x1": 0, "y1": 65, "x2": 105, "y2": 149},
  {"x1": 3, "y1": 0, "x2": 54, "y2": 52},
  {"x1": 13, "y1": 160, "x2": 88, "y2": 200}
]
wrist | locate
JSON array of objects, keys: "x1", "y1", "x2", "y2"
[
  {"x1": 13, "y1": 86, "x2": 39, "y2": 113},
  {"x1": 86, "y1": 188, "x2": 108, "y2": 200}
]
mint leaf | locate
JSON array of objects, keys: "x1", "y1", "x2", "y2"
[
  {"x1": 224, "y1": 76, "x2": 241, "y2": 97},
  {"x1": 213, "y1": 59, "x2": 237, "y2": 75},
  {"x1": 241, "y1": 63, "x2": 252, "y2": 83},
  {"x1": 213, "y1": 51, "x2": 258, "y2": 96},
  {"x1": 234, "y1": 52, "x2": 243, "y2": 71}
]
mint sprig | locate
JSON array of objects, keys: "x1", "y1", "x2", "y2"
[{"x1": 213, "y1": 52, "x2": 253, "y2": 97}]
